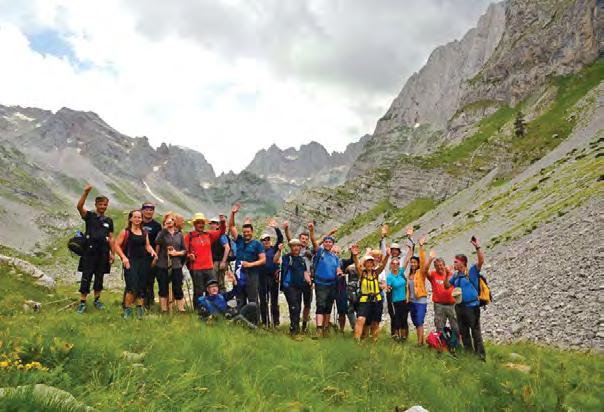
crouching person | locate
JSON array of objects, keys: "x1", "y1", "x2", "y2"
[
  {"x1": 198, "y1": 277, "x2": 258, "y2": 328},
  {"x1": 278, "y1": 239, "x2": 311, "y2": 336}
]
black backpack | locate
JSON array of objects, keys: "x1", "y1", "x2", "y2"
[{"x1": 67, "y1": 231, "x2": 86, "y2": 256}]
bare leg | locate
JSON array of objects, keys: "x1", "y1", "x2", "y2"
[
  {"x1": 176, "y1": 299, "x2": 185, "y2": 312},
  {"x1": 417, "y1": 326, "x2": 424, "y2": 345},
  {"x1": 160, "y1": 297, "x2": 169, "y2": 312},
  {"x1": 370, "y1": 322, "x2": 380, "y2": 342},
  {"x1": 338, "y1": 314, "x2": 346, "y2": 331},
  {"x1": 124, "y1": 292, "x2": 134, "y2": 308},
  {"x1": 353, "y1": 317, "x2": 366, "y2": 340}
]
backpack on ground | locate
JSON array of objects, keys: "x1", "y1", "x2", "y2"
[
  {"x1": 67, "y1": 230, "x2": 86, "y2": 256},
  {"x1": 441, "y1": 326, "x2": 458, "y2": 352},
  {"x1": 427, "y1": 331, "x2": 447, "y2": 352}
]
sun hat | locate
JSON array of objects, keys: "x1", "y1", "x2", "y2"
[
  {"x1": 209, "y1": 216, "x2": 220, "y2": 223},
  {"x1": 260, "y1": 233, "x2": 271, "y2": 240},
  {"x1": 189, "y1": 212, "x2": 207, "y2": 224},
  {"x1": 289, "y1": 239, "x2": 302, "y2": 246},
  {"x1": 361, "y1": 255, "x2": 375, "y2": 263},
  {"x1": 390, "y1": 242, "x2": 401, "y2": 250}
]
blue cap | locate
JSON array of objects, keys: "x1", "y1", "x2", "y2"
[{"x1": 324, "y1": 236, "x2": 336, "y2": 243}]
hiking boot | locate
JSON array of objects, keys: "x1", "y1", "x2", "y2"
[
  {"x1": 76, "y1": 302, "x2": 86, "y2": 314},
  {"x1": 301, "y1": 321, "x2": 308, "y2": 333},
  {"x1": 93, "y1": 300, "x2": 105, "y2": 310},
  {"x1": 123, "y1": 307, "x2": 133, "y2": 319},
  {"x1": 136, "y1": 306, "x2": 144, "y2": 320}
]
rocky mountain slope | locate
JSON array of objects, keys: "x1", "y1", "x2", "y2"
[
  {"x1": 0, "y1": 105, "x2": 282, "y2": 251},
  {"x1": 277, "y1": 0, "x2": 603, "y2": 350},
  {"x1": 244, "y1": 136, "x2": 369, "y2": 198}
]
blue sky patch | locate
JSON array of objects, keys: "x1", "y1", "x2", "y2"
[{"x1": 26, "y1": 28, "x2": 91, "y2": 70}]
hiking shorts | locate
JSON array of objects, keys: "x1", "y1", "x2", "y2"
[
  {"x1": 78, "y1": 253, "x2": 110, "y2": 294},
  {"x1": 157, "y1": 267, "x2": 184, "y2": 300},
  {"x1": 302, "y1": 282, "x2": 313, "y2": 308},
  {"x1": 392, "y1": 301, "x2": 409, "y2": 330},
  {"x1": 315, "y1": 284, "x2": 337, "y2": 315},
  {"x1": 409, "y1": 302, "x2": 427, "y2": 327},
  {"x1": 357, "y1": 301, "x2": 383, "y2": 324}
]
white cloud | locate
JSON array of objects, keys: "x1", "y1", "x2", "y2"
[{"x1": 0, "y1": 0, "x2": 492, "y2": 173}]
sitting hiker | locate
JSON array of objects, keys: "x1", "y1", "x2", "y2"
[
  {"x1": 198, "y1": 278, "x2": 258, "y2": 328},
  {"x1": 352, "y1": 244, "x2": 389, "y2": 342},
  {"x1": 197, "y1": 279, "x2": 237, "y2": 319},
  {"x1": 444, "y1": 236, "x2": 486, "y2": 361}
]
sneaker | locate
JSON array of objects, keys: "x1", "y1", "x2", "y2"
[
  {"x1": 76, "y1": 302, "x2": 86, "y2": 314},
  {"x1": 93, "y1": 300, "x2": 105, "y2": 310},
  {"x1": 123, "y1": 307, "x2": 133, "y2": 319},
  {"x1": 136, "y1": 306, "x2": 144, "y2": 320}
]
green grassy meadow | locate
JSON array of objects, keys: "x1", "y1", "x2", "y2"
[{"x1": 1, "y1": 267, "x2": 602, "y2": 411}]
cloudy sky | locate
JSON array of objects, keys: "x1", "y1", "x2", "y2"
[{"x1": 0, "y1": 0, "x2": 492, "y2": 173}]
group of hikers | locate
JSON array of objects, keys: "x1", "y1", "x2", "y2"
[{"x1": 73, "y1": 184, "x2": 488, "y2": 360}]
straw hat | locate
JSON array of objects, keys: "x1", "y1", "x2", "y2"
[{"x1": 189, "y1": 212, "x2": 207, "y2": 224}]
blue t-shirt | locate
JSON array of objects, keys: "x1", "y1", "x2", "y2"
[
  {"x1": 449, "y1": 264, "x2": 480, "y2": 307},
  {"x1": 313, "y1": 246, "x2": 340, "y2": 286},
  {"x1": 387, "y1": 269, "x2": 406, "y2": 302},
  {"x1": 235, "y1": 235, "x2": 264, "y2": 275},
  {"x1": 218, "y1": 234, "x2": 229, "y2": 246}
]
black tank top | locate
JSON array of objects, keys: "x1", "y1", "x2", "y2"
[{"x1": 126, "y1": 229, "x2": 147, "y2": 258}]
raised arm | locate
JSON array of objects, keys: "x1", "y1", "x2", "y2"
[
  {"x1": 375, "y1": 248, "x2": 390, "y2": 274},
  {"x1": 471, "y1": 236, "x2": 485, "y2": 271},
  {"x1": 402, "y1": 243, "x2": 413, "y2": 270},
  {"x1": 268, "y1": 218, "x2": 283, "y2": 252},
  {"x1": 308, "y1": 222, "x2": 319, "y2": 251},
  {"x1": 379, "y1": 224, "x2": 389, "y2": 255},
  {"x1": 274, "y1": 243, "x2": 284, "y2": 264},
  {"x1": 418, "y1": 235, "x2": 427, "y2": 275},
  {"x1": 229, "y1": 202, "x2": 240, "y2": 239},
  {"x1": 283, "y1": 220, "x2": 292, "y2": 242},
  {"x1": 77, "y1": 184, "x2": 92, "y2": 218},
  {"x1": 350, "y1": 244, "x2": 362, "y2": 278},
  {"x1": 423, "y1": 249, "x2": 436, "y2": 278}
]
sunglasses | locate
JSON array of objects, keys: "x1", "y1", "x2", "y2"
[{"x1": 142, "y1": 206, "x2": 155, "y2": 210}]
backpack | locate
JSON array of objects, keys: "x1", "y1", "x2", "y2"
[
  {"x1": 67, "y1": 230, "x2": 86, "y2": 256},
  {"x1": 441, "y1": 326, "x2": 459, "y2": 352},
  {"x1": 477, "y1": 275, "x2": 492, "y2": 306},
  {"x1": 427, "y1": 331, "x2": 447, "y2": 352}
]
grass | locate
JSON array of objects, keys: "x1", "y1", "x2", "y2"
[
  {"x1": 1, "y1": 266, "x2": 603, "y2": 411},
  {"x1": 337, "y1": 199, "x2": 394, "y2": 239},
  {"x1": 510, "y1": 59, "x2": 604, "y2": 167}
]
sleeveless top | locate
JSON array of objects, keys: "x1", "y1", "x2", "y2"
[
  {"x1": 125, "y1": 229, "x2": 147, "y2": 259},
  {"x1": 359, "y1": 270, "x2": 382, "y2": 303}
]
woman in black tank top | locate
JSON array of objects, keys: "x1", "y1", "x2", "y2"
[{"x1": 115, "y1": 210, "x2": 158, "y2": 319}]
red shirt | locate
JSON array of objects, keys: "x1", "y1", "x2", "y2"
[
  {"x1": 429, "y1": 270, "x2": 455, "y2": 304},
  {"x1": 184, "y1": 224, "x2": 225, "y2": 270}
]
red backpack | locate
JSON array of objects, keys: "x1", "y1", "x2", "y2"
[{"x1": 427, "y1": 331, "x2": 447, "y2": 352}]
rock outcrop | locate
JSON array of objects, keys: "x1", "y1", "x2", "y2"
[{"x1": 0, "y1": 255, "x2": 55, "y2": 289}]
